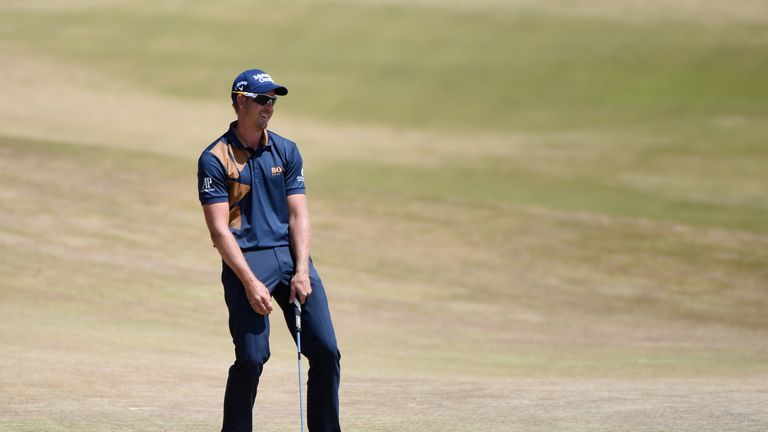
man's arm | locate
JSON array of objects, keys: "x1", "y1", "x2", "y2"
[
  {"x1": 202, "y1": 202, "x2": 273, "y2": 315},
  {"x1": 287, "y1": 193, "x2": 312, "y2": 304}
]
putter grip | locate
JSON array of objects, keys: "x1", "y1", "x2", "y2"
[{"x1": 293, "y1": 299, "x2": 302, "y2": 332}]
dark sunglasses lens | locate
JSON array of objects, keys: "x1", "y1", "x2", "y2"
[{"x1": 252, "y1": 95, "x2": 276, "y2": 105}]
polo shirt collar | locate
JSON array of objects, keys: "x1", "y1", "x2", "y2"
[{"x1": 228, "y1": 121, "x2": 270, "y2": 150}]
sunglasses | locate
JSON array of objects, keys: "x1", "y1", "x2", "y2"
[{"x1": 233, "y1": 91, "x2": 278, "y2": 106}]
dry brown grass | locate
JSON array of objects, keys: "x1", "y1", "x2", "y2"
[
  {"x1": 343, "y1": 0, "x2": 768, "y2": 24},
  {"x1": 1, "y1": 52, "x2": 767, "y2": 431},
  {"x1": 5, "y1": 0, "x2": 767, "y2": 24}
]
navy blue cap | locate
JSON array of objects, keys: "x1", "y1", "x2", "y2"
[{"x1": 231, "y1": 69, "x2": 288, "y2": 102}]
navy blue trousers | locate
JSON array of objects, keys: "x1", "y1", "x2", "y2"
[{"x1": 221, "y1": 246, "x2": 341, "y2": 432}]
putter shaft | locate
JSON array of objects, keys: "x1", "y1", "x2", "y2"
[{"x1": 294, "y1": 300, "x2": 305, "y2": 432}]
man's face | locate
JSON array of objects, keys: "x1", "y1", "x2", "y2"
[{"x1": 238, "y1": 90, "x2": 276, "y2": 130}]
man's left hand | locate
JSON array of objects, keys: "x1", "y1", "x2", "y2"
[{"x1": 290, "y1": 272, "x2": 312, "y2": 304}]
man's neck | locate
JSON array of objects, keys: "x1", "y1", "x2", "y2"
[{"x1": 234, "y1": 122, "x2": 265, "y2": 150}]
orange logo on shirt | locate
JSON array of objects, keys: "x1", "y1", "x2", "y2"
[{"x1": 271, "y1": 166, "x2": 283, "y2": 175}]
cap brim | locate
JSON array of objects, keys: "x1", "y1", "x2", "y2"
[
  {"x1": 273, "y1": 85, "x2": 288, "y2": 96},
  {"x1": 252, "y1": 83, "x2": 288, "y2": 96}
]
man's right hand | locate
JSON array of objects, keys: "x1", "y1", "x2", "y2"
[{"x1": 244, "y1": 280, "x2": 273, "y2": 315}]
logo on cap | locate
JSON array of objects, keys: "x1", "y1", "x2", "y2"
[
  {"x1": 253, "y1": 73, "x2": 274, "y2": 84},
  {"x1": 235, "y1": 80, "x2": 248, "y2": 91}
]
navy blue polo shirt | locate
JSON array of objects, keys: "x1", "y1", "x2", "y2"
[{"x1": 197, "y1": 122, "x2": 305, "y2": 250}]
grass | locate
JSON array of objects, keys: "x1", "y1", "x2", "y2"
[
  {"x1": 1, "y1": 1, "x2": 768, "y2": 430},
  {"x1": 1, "y1": 1, "x2": 767, "y2": 131}
]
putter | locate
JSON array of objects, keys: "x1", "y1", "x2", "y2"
[{"x1": 293, "y1": 299, "x2": 305, "y2": 432}]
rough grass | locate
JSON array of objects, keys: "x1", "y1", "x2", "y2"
[
  {"x1": 1, "y1": 1, "x2": 768, "y2": 431},
  {"x1": 1, "y1": 127, "x2": 766, "y2": 430}
]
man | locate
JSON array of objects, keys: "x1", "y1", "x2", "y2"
[{"x1": 197, "y1": 68, "x2": 341, "y2": 432}]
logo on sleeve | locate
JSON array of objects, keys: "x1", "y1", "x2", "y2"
[
  {"x1": 297, "y1": 168, "x2": 305, "y2": 183},
  {"x1": 201, "y1": 177, "x2": 215, "y2": 192}
]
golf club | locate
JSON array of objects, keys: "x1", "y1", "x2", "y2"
[{"x1": 293, "y1": 299, "x2": 305, "y2": 432}]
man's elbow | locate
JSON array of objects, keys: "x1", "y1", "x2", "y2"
[
  {"x1": 208, "y1": 226, "x2": 231, "y2": 246},
  {"x1": 290, "y1": 214, "x2": 310, "y2": 230}
]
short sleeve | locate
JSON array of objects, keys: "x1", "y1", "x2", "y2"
[
  {"x1": 284, "y1": 142, "x2": 306, "y2": 195},
  {"x1": 197, "y1": 150, "x2": 229, "y2": 204}
]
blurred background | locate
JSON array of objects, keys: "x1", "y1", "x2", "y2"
[{"x1": 1, "y1": 1, "x2": 767, "y2": 430}]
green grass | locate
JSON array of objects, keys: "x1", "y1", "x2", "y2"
[
  {"x1": 3, "y1": 0, "x2": 766, "y2": 236},
  {"x1": 1, "y1": 1, "x2": 767, "y2": 131},
  {"x1": 313, "y1": 155, "x2": 768, "y2": 233}
]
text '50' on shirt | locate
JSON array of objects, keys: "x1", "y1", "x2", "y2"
[{"x1": 197, "y1": 122, "x2": 306, "y2": 250}]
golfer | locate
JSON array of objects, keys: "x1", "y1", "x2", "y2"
[{"x1": 197, "y1": 68, "x2": 341, "y2": 432}]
